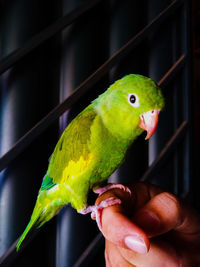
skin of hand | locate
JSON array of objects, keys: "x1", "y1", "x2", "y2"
[{"x1": 94, "y1": 182, "x2": 200, "y2": 267}]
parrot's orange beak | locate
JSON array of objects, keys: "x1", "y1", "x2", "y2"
[{"x1": 139, "y1": 110, "x2": 160, "y2": 140}]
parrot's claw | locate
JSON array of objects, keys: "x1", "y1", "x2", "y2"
[
  {"x1": 94, "y1": 183, "x2": 132, "y2": 197},
  {"x1": 79, "y1": 197, "x2": 121, "y2": 230},
  {"x1": 79, "y1": 183, "x2": 131, "y2": 230}
]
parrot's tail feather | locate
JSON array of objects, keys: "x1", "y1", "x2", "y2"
[
  {"x1": 16, "y1": 203, "x2": 62, "y2": 251},
  {"x1": 16, "y1": 213, "x2": 41, "y2": 251}
]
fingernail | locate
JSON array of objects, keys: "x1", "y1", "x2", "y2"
[{"x1": 124, "y1": 235, "x2": 148, "y2": 254}]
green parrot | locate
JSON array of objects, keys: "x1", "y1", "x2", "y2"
[{"x1": 16, "y1": 74, "x2": 164, "y2": 250}]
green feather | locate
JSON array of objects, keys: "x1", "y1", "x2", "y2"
[
  {"x1": 47, "y1": 104, "x2": 96, "y2": 183},
  {"x1": 41, "y1": 175, "x2": 56, "y2": 191},
  {"x1": 16, "y1": 74, "x2": 165, "y2": 250}
]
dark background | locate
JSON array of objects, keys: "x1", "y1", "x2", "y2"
[{"x1": 0, "y1": 0, "x2": 199, "y2": 266}]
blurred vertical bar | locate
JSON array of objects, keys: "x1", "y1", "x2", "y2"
[
  {"x1": 56, "y1": 1, "x2": 109, "y2": 266},
  {"x1": 108, "y1": 0, "x2": 148, "y2": 184},
  {"x1": 180, "y1": 0, "x2": 192, "y2": 198},
  {"x1": 148, "y1": 0, "x2": 174, "y2": 190},
  {"x1": 171, "y1": 2, "x2": 182, "y2": 195},
  {"x1": 191, "y1": 0, "x2": 200, "y2": 209},
  {"x1": 0, "y1": 0, "x2": 60, "y2": 265}
]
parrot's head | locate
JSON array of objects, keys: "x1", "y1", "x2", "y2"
[{"x1": 93, "y1": 74, "x2": 165, "y2": 142}]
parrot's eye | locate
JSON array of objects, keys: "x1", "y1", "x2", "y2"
[{"x1": 128, "y1": 93, "x2": 140, "y2": 107}]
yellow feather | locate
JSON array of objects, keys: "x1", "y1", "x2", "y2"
[{"x1": 61, "y1": 154, "x2": 94, "y2": 183}]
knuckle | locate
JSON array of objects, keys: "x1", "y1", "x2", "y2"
[
  {"x1": 160, "y1": 192, "x2": 181, "y2": 210},
  {"x1": 157, "y1": 192, "x2": 183, "y2": 223}
]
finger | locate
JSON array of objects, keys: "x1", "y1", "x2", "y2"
[
  {"x1": 105, "y1": 240, "x2": 134, "y2": 267},
  {"x1": 95, "y1": 182, "x2": 163, "y2": 216},
  {"x1": 118, "y1": 238, "x2": 184, "y2": 267},
  {"x1": 133, "y1": 191, "x2": 200, "y2": 243},
  {"x1": 128, "y1": 182, "x2": 164, "y2": 211},
  {"x1": 95, "y1": 189, "x2": 150, "y2": 255}
]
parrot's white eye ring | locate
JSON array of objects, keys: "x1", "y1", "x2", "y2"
[{"x1": 128, "y1": 93, "x2": 140, "y2": 108}]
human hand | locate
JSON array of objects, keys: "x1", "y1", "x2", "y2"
[{"x1": 95, "y1": 182, "x2": 200, "y2": 267}]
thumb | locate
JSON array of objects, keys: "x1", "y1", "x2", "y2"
[{"x1": 133, "y1": 191, "x2": 200, "y2": 243}]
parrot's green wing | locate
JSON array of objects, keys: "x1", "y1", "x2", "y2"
[
  {"x1": 42, "y1": 104, "x2": 97, "y2": 189},
  {"x1": 16, "y1": 105, "x2": 97, "y2": 251}
]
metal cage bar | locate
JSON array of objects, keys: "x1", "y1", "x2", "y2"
[
  {"x1": 0, "y1": 0, "x2": 183, "y2": 173},
  {"x1": 0, "y1": 53, "x2": 189, "y2": 267},
  {"x1": 0, "y1": 0, "x2": 192, "y2": 266},
  {"x1": 0, "y1": 0, "x2": 102, "y2": 75}
]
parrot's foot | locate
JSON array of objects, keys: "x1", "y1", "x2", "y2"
[
  {"x1": 94, "y1": 183, "x2": 132, "y2": 197},
  {"x1": 79, "y1": 183, "x2": 131, "y2": 230},
  {"x1": 79, "y1": 197, "x2": 121, "y2": 229}
]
